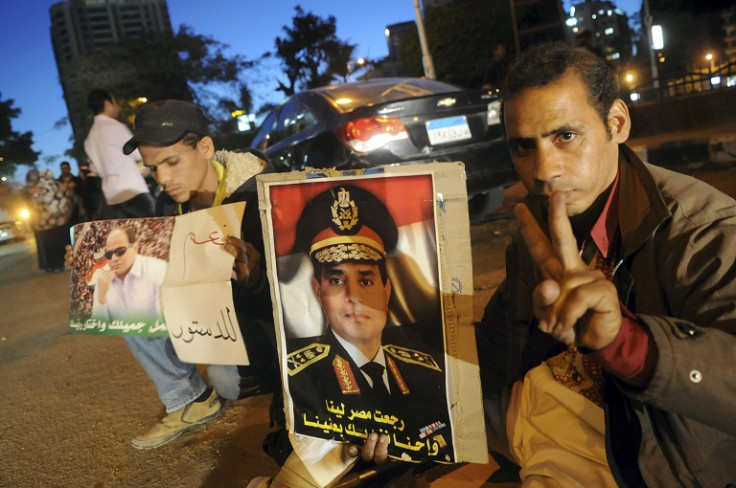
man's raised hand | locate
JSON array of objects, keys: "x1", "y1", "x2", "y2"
[{"x1": 515, "y1": 191, "x2": 622, "y2": 350}]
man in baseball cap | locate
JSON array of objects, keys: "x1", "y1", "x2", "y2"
[{"x1": 118, "y1": 99, "x2": 279, "y2": 450}]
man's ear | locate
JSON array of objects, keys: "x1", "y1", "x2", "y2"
[
  {"x1": 607, "y1": 99, "x2": 631, "y2": 143},
  {"x1": 197, "y1": 136, "x2": 216, "y2": 159}
]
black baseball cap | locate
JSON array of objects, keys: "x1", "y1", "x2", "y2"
[{"x1": 122, "y1": 99, "x2": 210, "y2": 155}]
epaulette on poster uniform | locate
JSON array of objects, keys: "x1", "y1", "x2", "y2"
[
  {"x1": 287, "y1": 343, "x2": 330, "y2": 375},
  {"x1": 383, "y1": 344, "x2": 442, "y2": 372}
]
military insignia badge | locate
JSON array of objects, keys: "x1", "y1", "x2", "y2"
[
  {"x1": 333, "y1": 354, "x2": 361, "y2": 394},
  {"x1": 287, "y1": 343, "x2": 330, "y2": 375},
  {"x1": 384, "y1": 344, "x2": 442, "y2": 372},
  {"x1": 331, "y1": 187, "x2": 359, "y2": 231}
]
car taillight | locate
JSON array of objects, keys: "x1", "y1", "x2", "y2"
[{"x1": 336, "y1": 116, "x2": 409, "y2": 153}]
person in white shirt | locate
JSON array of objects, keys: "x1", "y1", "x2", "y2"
[
  {"x1": 84, "y1": 89, "x2": 154, "y2": 219},
  {"x1": 92, "y1": 226, "x2": 166, "y2": 324}
]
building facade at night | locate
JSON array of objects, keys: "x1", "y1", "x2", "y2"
[{"x1": 565, "y1": 0, "x2": 633, "y2": 64}]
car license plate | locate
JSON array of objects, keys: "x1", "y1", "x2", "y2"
[{"x1": 426, "y1": 116, "x2": 471, "y2": 145}]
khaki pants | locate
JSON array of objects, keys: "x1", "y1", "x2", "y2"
[{"x1": 507, "y1": 364, "x2": 617, "y2": 488}]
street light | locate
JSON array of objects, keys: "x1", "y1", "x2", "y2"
[
  {"x1": 706, "y1": 53, "x2": 715, "y2": 71},
  {"x1": 644, "y1": 0, "x2": 661, "y2": 89},
  {"x1": 347, "y1": 57, "x2": 366, "y2": 82}
]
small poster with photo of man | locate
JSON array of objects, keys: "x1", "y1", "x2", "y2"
[
  {"x1": 67, "y1": 202, "x2": 252, "y2": 366},
  {"x1": 257, "y1": 163, "x2": 487, "y2": 464},
  {"x1": 68, "y1": 218, "x2": 174, "y2": 336}
]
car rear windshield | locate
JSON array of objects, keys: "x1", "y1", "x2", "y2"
[{"x1": 318, "y1": 78, "x2": 460, "y2": 111}]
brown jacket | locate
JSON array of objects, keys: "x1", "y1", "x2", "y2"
[{"x1": 479, "y1": 145, "x2": 736, "y2": 487}]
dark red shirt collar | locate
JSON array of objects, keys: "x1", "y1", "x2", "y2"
[{"x1": 588, "y1": 171, "x2": 620, "y2": 259}]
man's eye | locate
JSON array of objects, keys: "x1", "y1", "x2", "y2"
[
  {"x1": 509, "y1": 141, "x2": 534, "y2": 156},
  {"x1": 328, "y1": 277, "x2": 343, "y2": 285},
  {"x1": 360, "y1": 279, "x2": 374, "y2": 286},
  {"x1": 559, "y1": 132, "x2": 576, "y2": 142},
  {"x1": 146, "y1": 166, "x2": 157, "y2": 173}
]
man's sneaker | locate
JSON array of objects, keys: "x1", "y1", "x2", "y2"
[{"x1": 131, "y1": 389, "x2": 222, "y2": 450}]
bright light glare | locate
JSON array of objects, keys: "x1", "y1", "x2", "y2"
[
  {"x1": 630, "y1": 92, "x2": 640, "y2": 102},
  {"x1": 19, "y1": 208, "x2": 30, "y2": 219},
  {"x1": 651, "y1": 25, "x2": 663, "y2": 50},
  {"x1": 335, "y1": 98, "x2": 353, "y2": 105},
  {"x1": 487, "y1": 101, "x2": 501, "y2": 126},
  {"x1": 711, "y1": 76, "x2": 722, "y2": 85}
]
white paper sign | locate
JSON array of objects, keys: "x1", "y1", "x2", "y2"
[
  {"x1": 163, "y1": 282, "x2": 247, "y2": 364},
  {"x1": 163, "y1": 201, "x2": 250, "y2": 365}
]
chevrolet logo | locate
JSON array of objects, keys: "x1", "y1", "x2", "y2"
[{"x1": 437, "y1": 97, "x2": 456, "y2": 107}]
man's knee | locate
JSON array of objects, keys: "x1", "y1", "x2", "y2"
[{"x1": 206, "y1": 364, "x2": 240, "y2": 400}]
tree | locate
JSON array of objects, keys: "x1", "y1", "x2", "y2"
[
  {"x1": 0, "y1": 93, "x2": 39, "y2": 178},
  {"x1": 273, "y1": 6, "x2": 356, "y2": 96},
  {"x1": 213, "y1": 83, "x2": 258, "y2": 150},
  {"x1": 428, "y1": 0, "x2": 514, "y2": 88},
  {"x1": 63, "y1": 26, "x2": 253, "y2": 161},
  {"x1": 395, "y1": 0, "x2": 514, "y2": 88}
]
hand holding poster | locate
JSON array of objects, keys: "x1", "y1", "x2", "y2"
[
  {"x1": 68, "y1": 202, "x2": 251, "y2": 365},
  {"x1": 258, "y1": 163, "x2": 486, "y2": 470}
]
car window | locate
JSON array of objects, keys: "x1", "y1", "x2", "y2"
[
  {"x1": 276, "y1": 101, "x2": 317, "y2": 139},
  {"x1": 251, "y1": 109, "x2": 279, "y2": 151},
  {"x1": 319, "y1": 78, "x2": 459, "y2": 111},
  {"x1": 291, "y1": 103, "x2": 317, "y2": 135},
  {"x1": 256, "y1": 101, "x2": 318, "y2": 149}
]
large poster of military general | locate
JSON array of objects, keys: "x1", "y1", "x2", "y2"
[{"x1": 258, "y1": 163, "x2": 486, "y2": 465}]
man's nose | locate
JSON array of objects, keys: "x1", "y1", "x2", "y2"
[
  {"x1": 532, "y1": 148, "x2": 562, "y2": 192},
  {"x1": 344, "y1": 280, "x2": 362, "y2": 303},
  {"x1": 155, "y1": 166, "x2": 170, "y2": 185}
]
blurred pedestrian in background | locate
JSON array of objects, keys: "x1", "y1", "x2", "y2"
[
  {"x1": 25, "y1": 169, "x2": 71, "y2": 272},
  {"x1": 481, "y1": 42, "x2": 511, "y2": 91},
  {"x1": 57, "y1": 161, "x2": 84, "y2": 224},
  {"x1": 78, "y1": 161, "x2": 103, "y2": 221},
  {"x1": 84, "y1": 89, "x2": 155, "y2": 220}
]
